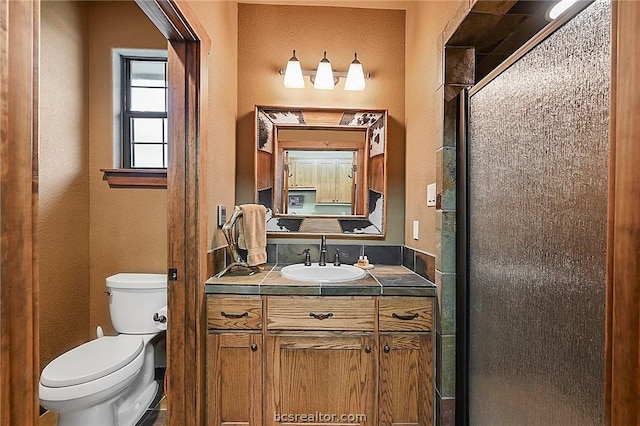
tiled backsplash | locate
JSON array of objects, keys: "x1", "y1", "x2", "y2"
[
  {"x1": 404, "y1": 247, "x2": 437, "y2": 283},
  {"x1": 209, "y1": 243, "x2": 435, "y2": 283},
  {"x1": 272, "y1": 243, "x2": 403, "y2": 266}
]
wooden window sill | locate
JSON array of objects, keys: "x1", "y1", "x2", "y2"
[{"x1": 101, "y1": 168, "x2": 167, "y2": 189}]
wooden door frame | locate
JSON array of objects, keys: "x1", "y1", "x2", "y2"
[
  {"x1": 1, "y1": 0, "x2": 40, "y2": 424},
  {"x1": 605, "y1": 1, "x2": 640, "y2": 424},
  {"x1": 134, "y1": 1, "x2": 210, "y2": 425},
  {"x1": 1, "y1": 0, "x2": 210, "y2": 424}
]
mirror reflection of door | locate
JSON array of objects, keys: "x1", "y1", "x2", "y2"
[{"x1": 284, "y1": 150, "x2": 357, "y2": 215}]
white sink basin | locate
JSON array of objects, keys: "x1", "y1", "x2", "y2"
[{"x1": 280, "y1": 263, "x2": 366, "y2": 283}]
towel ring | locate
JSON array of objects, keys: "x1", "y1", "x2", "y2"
[{"x1": 215, "y1": 206, "x2": 261, "y2": 278}]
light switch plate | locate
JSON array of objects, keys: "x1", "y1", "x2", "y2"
[
  {"x1": 427, "y1": 183, "x2": 436, "y2": 207},
  {"x1": 413, "y1": 220, "x2": 419, "y2": 240},
  {"x1": 217, "y1": 205, "x2": 227, "y2": 227}
]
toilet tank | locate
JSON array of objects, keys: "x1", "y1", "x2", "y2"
[{"x1": 106, "y1": 273, "x2": 167, "y2": 334}]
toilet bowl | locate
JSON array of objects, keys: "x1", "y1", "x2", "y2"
[{"x1": 39, "y1": 273, "x2": 167, "y2": 426}]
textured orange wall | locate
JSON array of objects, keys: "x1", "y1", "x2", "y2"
[
  {"x1": 88, "y1": 2, "x2": 168, "y2": 334},
  {"x1": 190, "y1": 1, "x2": 239, "y2": 251},
  {"x1": 237, "y1": 3, "x2": 406, "y2": 243},
  {"x1": 40, "y1": 0, "x2": 91, "y2": 371},
  {"x1": 37, "y1": 0, "x2": 469, "y2": 372},
  {"x1": 405, "y1": 0, "x2": 467, "y2": 254}
]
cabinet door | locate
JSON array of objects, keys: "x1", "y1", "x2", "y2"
[
  {"x1": 379, "y1": 333, "x2": 433, "y2": 426},
  {"x1": 207, "y1": 332, "x2": 262, "y2": 426},
  {"x1": 316, "y1": 160, "x2": 336, "y2": 203},
  {"x1": 293, "y1": 159, "x2": 316, "y2": 188},
  {"x1": 335, "y1": 159, "x2": 354, "y2": 203},
  {"x1": 266, "y1": 333, "x2": 376, "y2": 425}
]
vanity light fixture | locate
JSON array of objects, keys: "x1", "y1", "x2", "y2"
[
  {"x1": 314, "y1": 51, "x2": 335, "y2": 90},
  {"x1": 283, "y1": 50, "x2": 305, "y2": 88},
  {"x1": 280, "y1": 50, "x2": 370, "y2": 91},
  {"x1": 344, "y1": 53, "x2": 366, "y2": 91}
]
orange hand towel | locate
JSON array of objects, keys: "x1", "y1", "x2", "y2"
[{"x1": 237, "y1": 204, "x2": 267, "y2": 266}]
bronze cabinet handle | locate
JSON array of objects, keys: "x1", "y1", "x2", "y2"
[
  {"x1": 383, "y1": 344, "x2": 391, "y2": 353},
  {"x1": 392, "y1": 312, "x2": 419, "y2": 321},
  {"x1": 364, "y1": 345, "x2": 372, "y2": 353},
  {"x1": 251, "y1": 343, "x2": 258, "y2": 352},
  {"x1": 309, "y1": 312, "x2": 333, "y2": 320},
  {"x1": 221, "y1": 311, "x2": 249, "y2": 319}
]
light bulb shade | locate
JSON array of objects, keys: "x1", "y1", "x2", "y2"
[
  {"x1": 344, "y1": 58, "x2": 366, "y2": 91},
  {"x1": 314, "y1": 52, "x2": 335, "y2": 90},
  {"x1": 283, "y1": 51, "x2": 305, "y2": 88}
]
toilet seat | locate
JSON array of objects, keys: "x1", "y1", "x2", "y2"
[
  {"x1": 39, "y1": 335, "x2": 145, "y2": 402},
  {"x1": 41, "y1": 335, "x2": 143, "y2": 387}
]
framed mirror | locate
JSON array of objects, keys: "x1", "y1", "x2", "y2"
[{"x1": 255, "y1": 106, "x2": 388, "y2": 237}]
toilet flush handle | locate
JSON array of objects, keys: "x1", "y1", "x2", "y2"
[{"x1": 153, "y1": 312, "x2": 167, "y2": 324}]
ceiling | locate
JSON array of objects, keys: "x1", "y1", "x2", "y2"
[{"x1": 238, "y1": 0, "x2": 408, "y2": 10}]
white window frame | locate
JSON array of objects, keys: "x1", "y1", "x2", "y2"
[{"x1": 112, "y1": 48, "x2": 168, "y2": 169}]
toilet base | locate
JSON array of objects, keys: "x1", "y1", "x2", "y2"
[
  {"x1": 55, "y1": 381, "x2": 158, "y2": 426},
  {"x1": 117, "y1": 380, "x2": 158, "y2": 426},
  {"x1": 116, "y1": 340, "x2": 159, "y2": 425},
  {"x1": 58, "y1": 401, "x2": 117, "y2": 426}
]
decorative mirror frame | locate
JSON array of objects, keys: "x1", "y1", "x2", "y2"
[{"x1": 255, "y1": 106, "x2": 388, "y2": 238}]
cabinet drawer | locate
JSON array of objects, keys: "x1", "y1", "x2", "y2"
[
  {"x1": 207, "y1": 295, "x2": 262, "y2": 330},
  {"x1": 267, "y1": 296, "x2": 375, "y2": 331},
  {"x1": 379, "y1": 297, "x2": 433, "y2": 331}
]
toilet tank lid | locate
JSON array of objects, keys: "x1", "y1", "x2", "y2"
[
  {"x1": 40, "y1": 335, "x2": 143, "y2": 388},
  {"x1": 106, "y1": 273, "x2": 167, "y2": 289}
]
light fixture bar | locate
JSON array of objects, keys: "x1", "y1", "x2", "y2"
[{"x1": 278, "y1": 69, "x2": 371, "y2": 81}]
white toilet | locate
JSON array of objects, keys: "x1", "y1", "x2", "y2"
[{"x1": 39, "y1": 273, "x2": 168, "y2": 426}]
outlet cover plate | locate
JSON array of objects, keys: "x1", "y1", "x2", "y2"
[{"x1": 427, "y1": 183, "x2": 436, "y2": 207}]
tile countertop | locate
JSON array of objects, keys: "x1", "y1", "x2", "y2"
[{"x1": 204, "y1": 264, "x2": 436, "y2": 297}]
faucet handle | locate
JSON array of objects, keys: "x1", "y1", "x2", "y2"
[
  {"x1": 334, "y1": 248, "x2": 347, "y2": 266},
  {"x1": 297, "y1": 248, "x2": 312, "y2": 266}
]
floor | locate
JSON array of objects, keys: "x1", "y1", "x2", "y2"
[
  {"x1": 136, "y1": 388, "x2": 167, "y2": 426},
  {"x1": 39, "y1": 380, "x2": 167, "y2": 426}
]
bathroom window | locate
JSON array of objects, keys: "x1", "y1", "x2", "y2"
[
  {"x1": 121, "y1": 56, "x2": 169, "y2": 168},
  {"x1": 102, "y1": 50, "x2": 168, "y2": 188}
]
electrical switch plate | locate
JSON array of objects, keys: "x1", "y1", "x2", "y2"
[
  {"x1": 413, "y1": 220, "x2": 419, "y2": 240},
  {"x1": 217, "y1": 205, "x2": 227, "y2": 227},
  {"x1": 427, "y1": 183, "x2": 436, "y2": 207}
]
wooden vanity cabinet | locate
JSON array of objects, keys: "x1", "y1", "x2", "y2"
[
  {"x1": 378, "y1": 297, "x2": 434, "y2": 426},
  {"x1": 206, "y1": 294, "x2": 434, "y2": 426},
  {"x1": 206, "y1": 295, "x2": 263, "y2": 426}
]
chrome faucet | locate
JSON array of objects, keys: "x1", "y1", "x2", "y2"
[{"x1": 319, "y1": 235, "x2": 327, "y2": 266}]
